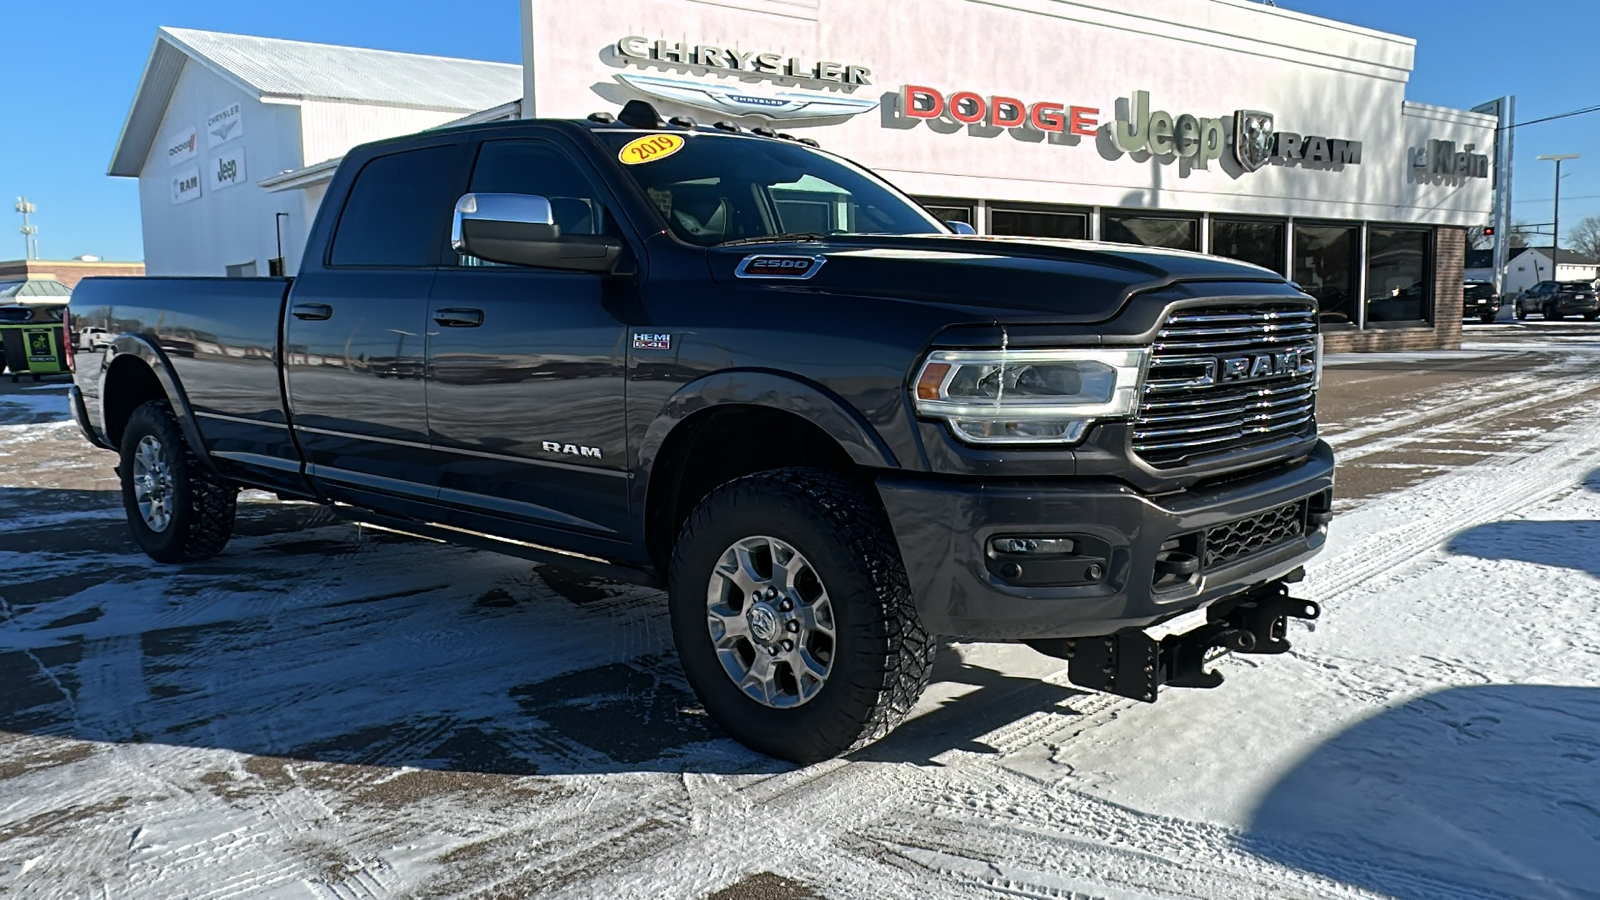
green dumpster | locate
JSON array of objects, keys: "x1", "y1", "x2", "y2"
[{"x1": 0, "y1": 303, "x2": 71, "y2": 381}]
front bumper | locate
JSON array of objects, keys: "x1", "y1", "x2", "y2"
[{"x1": 877, "y1": 441, "x2": 1335, "y2": 640}]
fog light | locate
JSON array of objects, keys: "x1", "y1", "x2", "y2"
[{"x1": 989, "y1": 536, "x2": 1076, "y2": 556}]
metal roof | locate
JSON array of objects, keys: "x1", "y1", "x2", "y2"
[
  {"x1": 0, "y1": 275, "x2": 72, "y2": 299},
  {"x1": 109, "y1": 27, "x2": 521, "y2": 176}
]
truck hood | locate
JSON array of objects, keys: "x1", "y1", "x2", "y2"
[{"x1": 705, "y1": 234, "x2": 1287, "y2": 323}]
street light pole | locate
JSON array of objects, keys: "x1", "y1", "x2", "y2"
[{"x1": 1537, "y1": 154, "x2": 1578, "y2": 282}]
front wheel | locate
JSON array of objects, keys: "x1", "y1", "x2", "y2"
[
  {"x1": 119, "y1": 400, "x2": 238, "y2": 563},
  {"x1": 668, "y1": 468, "x2": 934, "y2": 764},
  {"x1": 1515, "y1": 303, "x2": 1527, "y2": 321}
]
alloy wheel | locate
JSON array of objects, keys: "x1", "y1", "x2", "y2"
[
  {"x1": 705, "y1": 535, "x2": 836, "y2": 708},
  {"x1": 133, "y1": 434, "x2": 175, "y2": 532}
]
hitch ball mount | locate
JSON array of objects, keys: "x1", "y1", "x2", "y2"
[{"x1": 1027, "y1": 582, "x2": 1321, "y2": 703}]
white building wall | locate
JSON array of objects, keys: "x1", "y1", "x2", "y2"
[
  {"x1": 298, "y1": 100, "x2": 466, "y2": 169},
  {"x1": 1504, "y1": 251, "x2": 1600, "y2": 294},
  {"x1": 523, "y1": 0, "x2": 1494, "y2": 227},
  {"x1": 137, "y1": 62, "x2": 305, "y2": 276}
]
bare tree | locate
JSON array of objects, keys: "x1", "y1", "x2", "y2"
[
  {"x1": 1509, "y1": 220, "x2": 1535, "y2": 250},
  {"x1": 1567, "y1": 215, "x2": 1600, "y2": 261},
  {"x1": 1467, "y1": 226, "x2": 1495, "y2": 250}
]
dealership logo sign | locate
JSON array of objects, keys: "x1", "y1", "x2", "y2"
[
  {"x1": 1410, "y1": 139, "x2": 1489, "y2": 182},
  {"x1": 210, "y1": 147, "x2": 247, "y2": 191},
  {"x1": 901, "y1": 85, "x2": 1099, "y2": 136},
  {"x1": 166, "y1": 126, "x2": 198, "y2": 167},
  {"x1": 207, "y1": 102, "x2": 243, "y2": 147},
  {"x1": 1111, "y1": 91, "x2": 1361, "y2": 172},
  {"x1": 613, "y1": 36, "x2": 877, "y2": 121},
  {"x1": 171, "y1": 164, "x2": 201, "y2": 205}
]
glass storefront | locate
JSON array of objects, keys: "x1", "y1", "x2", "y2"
[
  {"x1": 1102, "y1": 211, "x2": 1199, "y2": 251},
  {"x1": 1293, "y1": 223, "x2": 1361, "y2": 327},
  {"x1": 1365, "y1": 227, "x2": 1432, "y2": 325},
  {"x1": 990, "y1": 207, "x2": 1088, "y2": 240},
  {"x1": 912, "y1": 197, "x2": 974, "y2": 228},
  {"x1": 1213, "y1": 218, "x2": 1285, "y2": 274}
]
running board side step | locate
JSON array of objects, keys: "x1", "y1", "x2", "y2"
[
  {"x1": 328, "y1": 506, "x2": 663, "y2": 588},
  {"x1": 1026, "y1": 582, "x2": 1320, "y2": 703}
]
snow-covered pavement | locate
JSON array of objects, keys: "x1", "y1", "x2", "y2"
[{"x1": 3, "y1": 341, "x2": 1600, "y2": 899}]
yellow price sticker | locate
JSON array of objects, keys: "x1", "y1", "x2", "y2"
[{"x1": 618, "y1": 133, "x2": 686, "y2": 165}]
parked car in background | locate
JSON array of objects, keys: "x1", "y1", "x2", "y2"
[
  {"x1": 1462, "y1": 280, "x2": 1499, "y2": 324},
  {"x1": 1514, "y1": 281, "x2": 1600, "y2": 321},
  {"x1": 76, "y1": 325, "x2": 112, "y2": 352}
]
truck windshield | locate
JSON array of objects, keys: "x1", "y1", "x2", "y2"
[{"x1": 596, "y1": 131, "x2": 946, "y2": 247}]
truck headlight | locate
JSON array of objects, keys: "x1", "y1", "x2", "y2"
[{"x1": 912, "y1": 348, "x2": 1148, "y2": 445}]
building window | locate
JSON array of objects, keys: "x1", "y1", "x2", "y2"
[
  {"x1": 224, "y1": 261, "x2": 257, "y2": 278},
  {"x1": 913, "y1": 197, "x2": 975, "y2": 228},
  {"x1": 1366, "y1": 227, "x2": 1432, "y2": 325},
  {"x1": 1212, "y1": 218, "x2": 1285, "y2": 274},
  {"x1": 1101, "y1": 211, "x2": 1199, "y2": 251},
  {"x1": 990, "y1": 207, "x2": 1088, "y2": 240},
  {"x1": 1293, "y1": 223, "x2": 1360, "y2": 327}
]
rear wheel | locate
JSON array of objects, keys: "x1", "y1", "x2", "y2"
[
  {"x1": 1586, "y1": 312, "x2": 1599, "y2": 321},
  {"x1": 668, "y1": 468, "x2": 934, "y2": 764},
  {"x1": 119, "y1": 400, "x2": 238, "y2": 563},
  {"x1": 1480, "y1": 312, "x2": 1497, "y2": 324}
]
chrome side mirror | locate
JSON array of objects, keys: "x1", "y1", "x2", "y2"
[
  {"x1": 946, "y1": 220, "x2": 977, "y2": 235},
  {"x1": 451, "y1": 192, "x2": 621, "y2": 273}
]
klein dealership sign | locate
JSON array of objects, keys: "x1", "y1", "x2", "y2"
[
  {"x1": 613, "y1": 36, "x2": 878, "y2": 121},
  {"x1": 1410, "y1": 139, "x2": 1490, "y2": 181}
]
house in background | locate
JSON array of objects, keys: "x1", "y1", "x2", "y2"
[
  {"x1": 108, "y1": 28, "x2": 520, "y2": 277},
  {"x1": 1502, "y1": 247, "x2": 1600, "y2": 294}
]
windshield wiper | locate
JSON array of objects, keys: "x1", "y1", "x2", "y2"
[{"x1": 717, "y1": 232, "x2": 830, "y2": 247}]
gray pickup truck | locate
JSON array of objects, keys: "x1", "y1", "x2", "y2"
[{"x1": 69, "y1": 102, "x2": 1333, "y2": 762}]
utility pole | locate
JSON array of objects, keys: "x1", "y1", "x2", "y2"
[
  {"x1": 14, "y1": 197, "x2": 38, "y2": 260},
  {"x1": 1537, "y1": 154, "x2": 1578, "y2": 283}
]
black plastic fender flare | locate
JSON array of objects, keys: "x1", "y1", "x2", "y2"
[
  {"x1": 632, "y1": 369, "x2": 900, "y2": 538},
  {"x1": 97, "y1": 335, "x2": 221, "y2": 476}
]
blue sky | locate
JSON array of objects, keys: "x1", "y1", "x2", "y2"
[{"x1": 1, "y1": 0, "x2": 1596, "y2": 262}]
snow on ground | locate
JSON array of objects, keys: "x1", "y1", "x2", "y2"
[{"x1": 2, "y1": 360, "x2": 1600, "y2": 898}]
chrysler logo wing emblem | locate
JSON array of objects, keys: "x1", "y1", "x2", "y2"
[
  {"x1": 1234, "y1": 110, "x2": 1275, "y2": 172},
  {"x1": 615, "y1": 73, "x2": 880, "y2": 121}
]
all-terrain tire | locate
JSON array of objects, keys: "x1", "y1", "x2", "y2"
[
  {"x1": 119, "y1": 400, "x2": 237, "y2": 563},
  {"x1": 668, "y1": 468, "x2": 935, "y2": 764}
]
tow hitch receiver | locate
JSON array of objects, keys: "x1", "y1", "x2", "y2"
[{"x1": 1029, "y1": 583, "x2": 1321, "y2": 703}]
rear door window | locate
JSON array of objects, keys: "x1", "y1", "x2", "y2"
[{"x1": 329, "y1": 145, "x2": 463, "y2": 267}]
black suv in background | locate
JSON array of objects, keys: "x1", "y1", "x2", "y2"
[
  {"x1": 1462, "y1": 280, "x2": 1499, "y2": 324},
  {"x1": 1514, "y1": 281, "x2": 1600, "y2": 321}
]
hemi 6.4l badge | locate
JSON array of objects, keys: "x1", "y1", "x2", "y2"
[
  {"x1": 734, "y1": 254, "x2": 827, "y2": 279},
  {"x1": 633, "y1": 332, "x2": 672, "y2": 350}
]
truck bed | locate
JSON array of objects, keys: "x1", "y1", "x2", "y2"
[{"x1": 71, "y1": 276, "x2": 298, "y2": 484}]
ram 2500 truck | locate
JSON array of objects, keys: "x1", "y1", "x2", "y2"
[{"x1": 70, "y1": 101, "x2": 1333, "y2": 763}]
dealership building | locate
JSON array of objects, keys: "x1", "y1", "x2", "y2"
[{"x1": 112, "y1": 0, "x2": 1497, "y2": 351}]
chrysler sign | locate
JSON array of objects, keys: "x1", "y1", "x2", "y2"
[{"x1": 613, "y1": 36, "x2": 877, "y2": 121}]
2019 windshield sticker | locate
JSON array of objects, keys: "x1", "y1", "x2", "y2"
[{"x1": 618, "y1": 134, "x2": 685, "y2": 165}]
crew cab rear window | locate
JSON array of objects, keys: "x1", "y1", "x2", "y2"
[{"x1": 329, "y1": 145, "x2": 461, "y2": 267}]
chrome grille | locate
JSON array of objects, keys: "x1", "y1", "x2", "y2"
[{"x1": 1134, "y1": 303, "x2": 1318, "y2": 467}]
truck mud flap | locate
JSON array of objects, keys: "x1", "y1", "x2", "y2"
[{"x1": 1028, "y1": 582, "x2": 1321, "y2": 703}]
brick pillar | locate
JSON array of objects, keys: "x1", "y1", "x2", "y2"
[{"x1": 1432, "y1": 226, "x2": 1465, "y2": 350}]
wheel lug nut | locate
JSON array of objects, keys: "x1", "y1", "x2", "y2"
[
  {"x1": 778, "y1": 599, "x2": 793, "y2": 612},
  {"x1": 765, "y1": 587, "x2": 778, "y2": 600},
  {"x1": 785, "y1": 620, "x2": 800, "y2": 633},
  {"x1": 781, "y1": 639, "x2": 794, "y2": 651},
  {"x1": 768, "y1": 645, "x2": 780, "y2": 656}
]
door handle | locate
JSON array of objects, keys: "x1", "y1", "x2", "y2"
[
  {"x1": 434, "y1": 308, "x2": 484, "y2": 328},
  {"x1": 291, "y1": 303, "x2": 333, "y2": 321}
]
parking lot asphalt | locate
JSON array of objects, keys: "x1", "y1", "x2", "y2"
[{"x1": 3, "y1": 317, "x2": 1600, "y2": 898}]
